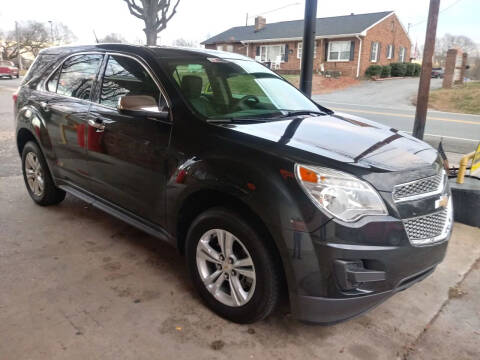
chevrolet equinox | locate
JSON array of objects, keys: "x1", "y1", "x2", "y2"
[{"x1": 14, "y1": 44, "x2": 453, "y2": 324}]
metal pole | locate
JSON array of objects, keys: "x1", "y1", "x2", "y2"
[
  {"x1": 48, "y1": 21, "x2": 54, "y2": 44},
  {"x1": 299, "y1": 0, "x2": 317, "y2": 97},
  {"x1": 413, "y1": 0, "x2": 440, "y2": 139},
  {"x1": 15, "y1": 21, "x2": 22, "y2": 71}
]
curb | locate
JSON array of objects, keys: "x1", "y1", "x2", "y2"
[{"x1": 449, "y1": 177, "x2": 480, "y2": 227}]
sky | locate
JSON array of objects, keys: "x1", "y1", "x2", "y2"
[{"x1": 0, "y1": 0, "x2": 478, "y2": 48}]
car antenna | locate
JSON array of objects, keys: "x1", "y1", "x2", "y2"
[{"x1": 92, "y1": 30, "x2": 99, "y2": 44}]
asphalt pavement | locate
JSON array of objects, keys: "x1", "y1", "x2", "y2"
[
  {"x1": 1, "y1": 77, "x2": 480, "y2": 360},
  {"x1": 313, "y1": 78, "x2": 480, "y2": 155}
]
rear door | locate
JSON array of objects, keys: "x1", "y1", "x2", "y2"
[
  {"x1": 41, "y1": 53, "x2": 104, "y2": 189},
  {"x1": 86, "y1": 53, "x2": 172, "y2": 225}
]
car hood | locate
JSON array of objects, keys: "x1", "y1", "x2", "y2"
[{"x1": 221, "y1": 112, "x2": 438, "y2": 172}]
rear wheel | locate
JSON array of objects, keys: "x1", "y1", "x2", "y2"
[
  {"x1": 21, "y1": 141, "x2": 66, "y2": 206},
  {"x1": 186, "y1": 207, "x2": 280, "y2": 323}
]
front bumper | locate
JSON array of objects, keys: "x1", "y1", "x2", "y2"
[
  {"x1": 283, "y1": 210, "x2": 451, "y2": 324},
  {"x1": 291, "y1": 263, "x2": 436, "y2": 324}
]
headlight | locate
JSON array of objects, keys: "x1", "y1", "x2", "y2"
[{"x1": 295, "y1": 164, "x2": 388, "y2": 222}]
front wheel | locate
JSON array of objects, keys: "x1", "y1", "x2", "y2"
[{"x1": 186, "y1": 207, "x2": 281, "y2": 323}]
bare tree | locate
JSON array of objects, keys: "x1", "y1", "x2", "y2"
[
  {"x1": 434, "y1": 34, "x2": 479, "y2": 66},
  {"x1": 122, "y1": 0, "x2": 180, "y2": 45},
  {"x1": 172, "y1": 38, "x2": 196, "y2": 48},
  {"x1": 52, "y1": 23, "x2": 77, "y2": 45},
  {"x1": 1, "y1": 21, "x2": 76, "y2": 61},
  {"x1": 100, "y1": 33, "x2": 127, "y2": 43}
]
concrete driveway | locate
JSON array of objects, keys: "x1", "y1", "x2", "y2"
[
  {"x1": 315, "y1": 78, "x2": 443, "y2": 109},
  {"x1": 1, "y1": 78, "x2": 480, "y2": 360}
]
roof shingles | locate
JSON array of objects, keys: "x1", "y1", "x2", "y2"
[{"x1": 202, "y1": 11, "x2": 393, "y2": 45}]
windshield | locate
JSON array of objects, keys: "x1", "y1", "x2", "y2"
[{"x1": 165, "y1": 58, "x2": 320, "y2": 120}]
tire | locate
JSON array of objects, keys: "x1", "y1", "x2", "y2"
[
  {"x1": 16, "y1": 74, "x2": 19, "y2": 79},
  {"x1": 21, "y1": 141, "x2": 66, "y2": 206},
  {"x1": 186, "y1": 207, "x2": 280, "y2": 323}
]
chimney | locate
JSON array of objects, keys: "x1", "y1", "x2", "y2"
[{"x1": 254, "y1": 16, "x2": 266, "y2": 32}]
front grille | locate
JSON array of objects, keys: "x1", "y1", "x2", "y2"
[
  {"x1": 403, "y1": 202, "x2": 452, "y2": 246},
  {"x1": 393, "y1": 172, "x2": 445, "y2": 202}
]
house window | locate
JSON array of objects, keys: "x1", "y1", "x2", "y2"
[
  {"x1": 217, "y1": 45, "x2": 223, "y2": 51},
  {"x1": 259, "y1": 44, "x2": 286, "y2": 62},
  {"x1": 327, "y1": 41, "x2": 351, "y2": 61},
  {"x1": 386, "y1": 44, "x2": 394, "y2": 59},
  {"x1": 297, "y1": 42, "x2": 317, "y2": 59},
  {"x1": 226, "y1": 45, "x2": 234, "y2": 52},
  {"x1": 370, "y1": 42, "x2": 380, "y2": 62},
  {"x1": 399, "y1": 47, "x2": 406, "y2": 62}
]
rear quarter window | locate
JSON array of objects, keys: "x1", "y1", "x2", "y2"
[{"x1": 22, "y1": 54, "x2": 58, "y2": 87}]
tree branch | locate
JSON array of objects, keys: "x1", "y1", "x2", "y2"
[{"x1": 123, "y1": 0, "x2": 144, "y2": 19}]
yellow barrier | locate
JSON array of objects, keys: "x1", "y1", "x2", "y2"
[{"x1": 457, "y1": 152, "x2": 475, "y2": 184}]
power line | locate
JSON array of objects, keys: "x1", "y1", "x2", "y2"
[{"x1": 410, "y1": 0, "x2": 463, "y2": 28}]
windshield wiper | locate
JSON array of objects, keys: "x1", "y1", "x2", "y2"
[
  {"x1": 281, "y1": 110, "x2": 328, "y2": 117},
  {"x1": 207, "y1": 118, "x2": 269, "y2": 123}
]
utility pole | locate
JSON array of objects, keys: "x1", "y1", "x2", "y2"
[
  {"x1": 15, "y1": 21, "x2": 22, "y2": 71},
  {"x1": 413, "y1": 0, "x2": 440, "y2": 139},
  {"x1": 48, "y1": 21, "x2": 54, "y2": 44},
  {"x1": 299, "y1": 0, "x2": 317, "y2": 97}
]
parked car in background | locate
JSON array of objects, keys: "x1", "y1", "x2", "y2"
[
  {"x1": 14, "y1": 44, "x2": 453, "y2": 324},
  {"x1": 431, "y1": 67, "x2": 444, "y2": 78},
  {"x1": 0, "y1": 60, "x2": 19, "y2": 79}
]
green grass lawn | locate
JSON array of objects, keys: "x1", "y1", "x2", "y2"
[{"x1": 429, "y1": 82, "x2": 480, "y2": 115}]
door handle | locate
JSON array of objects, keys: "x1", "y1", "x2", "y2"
[{"x1": 88, "y1": 118, "x2": 105, "y2": 132}]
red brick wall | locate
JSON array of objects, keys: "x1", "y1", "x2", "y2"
[
  {"x1": 360, "y1": 13, "x2": 411, "y2": 76},
  {"x1": 204, "y1": 13, "x2": 411, "y2": 78}
]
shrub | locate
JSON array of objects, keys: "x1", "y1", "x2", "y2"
[
  {"x1": 413, "y1": 63, "x2": 422, "y2": 76},
  {"x1": 365, "y1": 65, "x2": 382, "y2": 77},
  {"x1": 380, "y1": 65, "x2": 391, "y2": 78},
  {"x1": 390, "y1": 62, "x2": 407, "y2": 77},
  {"x1": 405, "y1": 63, "x2": 416, "y2": 76}
]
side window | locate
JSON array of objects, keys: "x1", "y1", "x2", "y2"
[
  {"x1": 172, "y1": 64, "x2": 209, "y2": 94},
  {"x1": 227, "y1": 74, "x2": 268, "y2": 101},
  {"x1": 100, "y1": 55, "x2": 160, "y2": 109},
  {"x1": 57, "y1": 54, "x2": 103, "y2": 100},
  {"x1": 46, "y1": 67, "x2": 60, "y2": 92}
]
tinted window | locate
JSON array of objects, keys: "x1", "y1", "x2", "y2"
[
  {"x1": 167, "y1": 59, "x2": 318, "y2": 119},
  {"x1": 46, "y1": 68, "x2": 60, "y2": 92},
  {"x1": 57, "y1": 54, "x2": 103, "y2": 100},
  {"x1": 100, "y1": 55, "x2": 160, "y2": 108}
]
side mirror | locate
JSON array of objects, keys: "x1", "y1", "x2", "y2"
[{"x1": 117, "y1": 95, "x2": 169, "y2": 120}]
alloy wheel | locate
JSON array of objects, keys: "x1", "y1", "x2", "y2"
[
  {"x1": 196, "y1": 229, "x2": 256, "y2": 307},
  {"x1": 24, "y1": 152, "x2": 44, "y2": 197}
]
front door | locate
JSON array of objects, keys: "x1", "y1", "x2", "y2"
[
  {"x1": 42, "y1": 53, "x2": 104, "y2": 188},
  {"x1": 86, "y1": 54, "x2": 171, "y2": 225}
]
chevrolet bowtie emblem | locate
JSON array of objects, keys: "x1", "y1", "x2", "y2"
[{"x1": 435, "y1": 195, "x2": 449, "y2": 209}]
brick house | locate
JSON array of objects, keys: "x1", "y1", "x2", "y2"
[{"x1": 202, "y1": 11, "x2": 411, "y2": 78}]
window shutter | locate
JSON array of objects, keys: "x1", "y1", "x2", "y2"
[
  {"x1": 284, "y1": 44, "x2": 289, "y2": 62},
  {"x1": 392, "y1": 46, "x2": 395, "y2": 60},
  {"x1": 324, "y1": 40, "x2": 329, "y2": 61},
  {"x1": 256, "y1": 46, "x2": 260, "y2": 56},
  {"x1": 370, "y1": 42, "x2": 374, "y2": 61},
  {"x1": 349, "y1": 40, "x2": 355, "y2": 61},
  {"x1": 377, "y1": 43, "x2": 381, "y2": 62}
]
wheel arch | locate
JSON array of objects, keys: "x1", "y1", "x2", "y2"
[
  {"x1": 175, "y1": 188, "x2": 290, "y2": 297},
  {"x1": 17, "y1": 127, "x2": 39, "y2": 156}
]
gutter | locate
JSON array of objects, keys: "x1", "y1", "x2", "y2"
[
  {"x1": 355, "y1": 35, "x2": 363, "y2": 78},
  {"x1": 205, "y1": 33, "x2": 364, "y2": 46}
]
